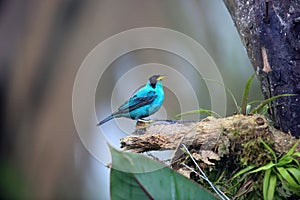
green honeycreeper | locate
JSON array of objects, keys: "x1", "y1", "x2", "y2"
[{"x1": 97, "y1": 74, "x2": 166, "y2": 126}]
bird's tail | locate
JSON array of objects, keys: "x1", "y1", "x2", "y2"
[{"x1": 97, "y1": 115, "x2": 114, "y2": 126}]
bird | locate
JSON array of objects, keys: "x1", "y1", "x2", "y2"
[{"x1": 97, "y1": 74, "x2": 166, "y2": 126}]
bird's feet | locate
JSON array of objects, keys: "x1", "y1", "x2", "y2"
[
  {"x1": 137, "y1": 118, "x2": 152, "y2": 123},
  {"x1": 136, "y1": 118, "x2": 153, "y2": 128}
]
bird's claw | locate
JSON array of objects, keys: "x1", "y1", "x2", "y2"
[
  {"x1": 137, "y1": 118, "x2": 152, "y2": 123},
  {"x1": 136, "y1": 118, "x2": 153, "y2": 127}
]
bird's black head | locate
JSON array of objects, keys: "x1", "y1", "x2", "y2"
[{"x1": 149, "y1": 75, "x2": 166, "y2": 88}]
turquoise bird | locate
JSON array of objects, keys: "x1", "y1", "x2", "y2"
[{"x1": 97, "y1": 74, "x2": 166, "y2": 126}]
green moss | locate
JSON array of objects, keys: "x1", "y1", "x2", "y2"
[{"x1": 238, "y1": 137, "x2": 274, "y2": 166}]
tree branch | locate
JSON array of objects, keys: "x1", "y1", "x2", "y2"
[{"x1": 121, "y1": 115, "x2": 299, "y2": 159}]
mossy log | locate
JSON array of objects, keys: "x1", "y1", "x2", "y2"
[{"x1": 121, "y1": 115, "x2": 299, "y2": 167}]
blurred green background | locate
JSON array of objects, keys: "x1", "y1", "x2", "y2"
[{"x1": 0, "y1": 0, "x2": 262, "y2": 199}]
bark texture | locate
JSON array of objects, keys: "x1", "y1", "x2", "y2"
[
  {"x1": 121, "y1": 115, "x2": 299, "y2": 159},
  {"x1": 223, "y1": 0, "x2": 300, "y2": 137}
]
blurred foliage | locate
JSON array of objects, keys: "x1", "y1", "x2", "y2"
[{"x1": 0, "y1": 161, "x2": 28, "y2": 199}]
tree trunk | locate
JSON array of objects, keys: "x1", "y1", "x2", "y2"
[{"x1": 223, "y1": 0, "x2": 300, "y2": 137}]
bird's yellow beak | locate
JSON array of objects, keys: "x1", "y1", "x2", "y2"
[{"x1": 157, "y1": 75, "x2": 166, "y2": 81}]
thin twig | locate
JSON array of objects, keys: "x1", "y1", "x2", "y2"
[{"x1": 181, "y1": 144, "x2": 230, "y2": 200}]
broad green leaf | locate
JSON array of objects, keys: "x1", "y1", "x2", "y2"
[
  {"x1": 290, "y1": 158, "x2": 300, "y2": 168},
  {"x1": 286, "y1": 140, "x2": 299, "y2": 156},
  {"x1": 260, "y1": 139, "x2": 277, "y2": 163},
  {"x1": 110, "y1": 147, "x2": 217, "y2": 200},
  {"x1": 241, "y1": 74, "x2": 255, "y2": 115},
  {"x1": 285, "y1": 162, "x2": 300, "y2": 169},
  {"x1": 277, "y1": 167, "x2": 300, "y2": 189},
  {"x1": 287, "y1": 168, "x2": 300, "y2": 184},
  {"x1": 274, "y1": 170, "x2": 285, "y2": 187},
  {"x1": 274, "y1": 170, "x2": 294, "y2": 195},
  {"x1": 232, "y1": 165, "x2": 256, "y2": 180},
  {"x1": 277, "y1": 156, "x2": 294, "y2": 167},
  {"x1": 263, "y1": 169, "x2": 271, "y2": 200},
  {"x1": 250, "y1": 94, "x2": 296, "y2": 114},
  {"x1": 249, "y1": 162, "x2": 276, "y2": 173},
  {"x1": 267, "y1": 174, "x2": 277, "y2": 200},
  {"x1": 294, "y1": 152, "x2": 300, "y2": 157}
]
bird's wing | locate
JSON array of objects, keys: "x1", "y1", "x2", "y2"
[{"x1": 115, "y1": 91, "x2": 157, "y2": 114}]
